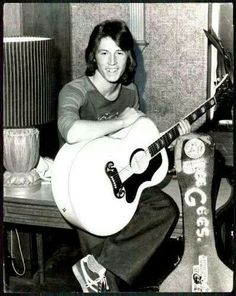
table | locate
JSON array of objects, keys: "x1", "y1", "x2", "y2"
[
  {"x1": 3, "y1": 182, "x2": 72, "y2": 285},
  {"x1": 3, "y1": 182, "x2": 71, "y2": 229}
]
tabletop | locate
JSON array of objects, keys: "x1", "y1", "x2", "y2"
[{"x1": 3, "y1": 181, "x2": 72, "y2": 230}]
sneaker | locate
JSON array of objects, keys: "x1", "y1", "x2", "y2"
[{"x1": 72, "y1": 254, "x2": 109, "y2": 292}]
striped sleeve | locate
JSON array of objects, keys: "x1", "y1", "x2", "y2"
[{"x1": 57, "y1": 82, "x2": 86, "y2": 141}]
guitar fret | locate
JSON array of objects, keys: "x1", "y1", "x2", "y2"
[
  {"x1": 210, "y1": 98, "x2": 215, "y2": 106},
  {"x1": 186, "y1": 97, "x2": 216, "y2": 125},
  {"x1": 173, "y1": 126, "x2": 179, "y2": 138},
  {"x1": 147, "y1": 75, "x2": 227, "y2": 159},
  {"x1": 167, "y1": 131, "x2": 173, "y2": 140},
  {"x1": 150, "y1": 95, "x2": 217, "y2": 159},
  {"x1": 148, "y1": 143, "x2": 157, "y2": 157},
  {"x1": 149, "y1": 146, "x2": 154, "y2": 155},
  {"x1": 163, "y1": 134, "x2": 169, "y2": 146},
  {"x1": 200, "y1": 106, "x2": 206, "y2": 113},
  {"x1": 155, "y1": 142, "x2": 160, "y2": 151},
  {"x1": 160, "y1": 138, "x2": 165, "y2": 146},
  {"x1": 191, "y1": 113, "x2": 197, "y2": 122}
]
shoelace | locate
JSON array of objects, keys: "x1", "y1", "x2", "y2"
[
  {"x1": 85, "y1": 275, "x2": 109, "y2": 292},
  {"x1": 98, "y1": 276, "x2": 109, "y2": 292},
  {"x1": 81, "y1": 259, "x2": 110, "y2": 292}
]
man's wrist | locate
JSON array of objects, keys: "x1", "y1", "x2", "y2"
[{"x1": 116, "y1": 118, "x2": 125, "y2": 129}]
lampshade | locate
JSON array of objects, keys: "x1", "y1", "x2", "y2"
[
  {"x1": 3, "y1": 36, "x2": 54, "y2": 196},
  {"x1": 3, "y1": 36, "x2": 54, "y2": 127}
]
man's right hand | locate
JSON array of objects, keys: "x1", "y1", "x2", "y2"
[{"x1": 119, "y1": 107, "x2": 145, "y2": 128}]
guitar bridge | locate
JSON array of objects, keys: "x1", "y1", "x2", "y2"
[{"x1": 105, "y1": 161, "x2": 126, "y2": 199}]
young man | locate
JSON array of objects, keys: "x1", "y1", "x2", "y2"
[{"x1": 58, "y1": 19, "x2": 191, "y2": 292}]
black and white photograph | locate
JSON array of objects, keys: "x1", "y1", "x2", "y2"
[{"x1": 2, "y1": 2, "x2": 234, "y2": 293}]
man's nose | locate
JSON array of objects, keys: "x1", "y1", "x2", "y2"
[{"x1": 108, "y1": 54, "x2": 117, "y2": 65}]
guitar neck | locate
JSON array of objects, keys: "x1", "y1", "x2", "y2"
[{"x1": 148, "y1": 96, "x2": 216, "y2": 158}]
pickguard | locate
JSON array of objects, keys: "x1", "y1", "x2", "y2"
[{"x1": 123, "y1": 153, "x2": 163, "y2": 203}]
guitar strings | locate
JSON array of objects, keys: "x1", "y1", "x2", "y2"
[
  {"x1": 107, "y1": 75, "x2": 227, "y2": 186},
  {"x1": 115, "y1": 122, "x2": 180, "y2": 179}
]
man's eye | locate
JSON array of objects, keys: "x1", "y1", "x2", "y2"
[
  {"x1": 100, "y1": 51, "x2": 107, "y2": 55},
  {"x1": 117, "y1": 51, "x2": 125, "y2": 55}
]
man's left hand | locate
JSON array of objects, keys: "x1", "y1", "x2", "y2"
[{"x1": 178, "y1": 119, "x2": 191, "y2": 135}]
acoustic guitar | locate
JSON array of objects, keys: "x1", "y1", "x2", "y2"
[{"x1": 52, "y1": 75, "x2": 230, "y2": 236}]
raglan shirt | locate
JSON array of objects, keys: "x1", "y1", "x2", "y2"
[{"x1": 58, "y1": 75, "x2": 139, "y2": 144}]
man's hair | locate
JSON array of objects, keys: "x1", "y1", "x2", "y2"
[{"x1": 85, "y1": 19, "x2": 137, "y2": 85}]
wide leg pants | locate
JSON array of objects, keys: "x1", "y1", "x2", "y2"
[{"x1": 77, "y1": 185, "x2": 179, "y2": 285}]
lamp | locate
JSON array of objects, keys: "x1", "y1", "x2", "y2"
[{"x1": 3, "y1": 37, "x2": 54, "y2": 196}]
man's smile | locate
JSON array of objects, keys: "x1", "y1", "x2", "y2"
[{"x1": 106, "y1": 67, "x2": 119, "y2": 73}]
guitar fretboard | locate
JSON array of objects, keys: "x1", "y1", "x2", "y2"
[{"x1": 148, "y1": 96, "x2": 216, "y2": 158}]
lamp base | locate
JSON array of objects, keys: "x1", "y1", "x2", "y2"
[
  {"x1": 4, "y1": 169, "x2": 41, "y2": 196},
  {"x1": 4, "y1": 128, "x2": 41, "y2": 197}
]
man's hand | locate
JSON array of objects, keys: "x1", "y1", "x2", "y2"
[
  {"x1": 118, "y1": 107, "x2": 145, "y2": 128},
  {"x1": 178, "y1": 119, "x2": 191, "y2": 136}
]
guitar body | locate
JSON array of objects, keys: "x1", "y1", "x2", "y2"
[
  {"x1": 52, "y1": 117, "x2": 168, "y2": 236},
  {"x1": 159, "y1": 134, "x2": 233, "y2": 292}
]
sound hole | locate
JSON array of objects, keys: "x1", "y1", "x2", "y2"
[{"x1": 130, "y1": 149, "x2": 149, "y2": 174}]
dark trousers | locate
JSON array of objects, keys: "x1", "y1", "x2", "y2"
[{"x1": 77, "y1": 185, "x2": 179, "y2": 285}]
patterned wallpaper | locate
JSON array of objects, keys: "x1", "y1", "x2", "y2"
[{"x1": 70, "y1": 3, "x2": 208, "y2": 132}]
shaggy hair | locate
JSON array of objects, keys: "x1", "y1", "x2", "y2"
[{"x1": 85, "y1": 19, "x2": 137, "y2": 85}]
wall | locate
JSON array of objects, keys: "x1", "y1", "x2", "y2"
[
  {"x1": 70, "y1": 3, "x2": 209, "y2": 132},
  {"x1": 3, "y1": 3, "x2": 22, "y2": 35},
  {"x1": 144, "y1": 3, "x2": 208, "y2": 131},
  {"x1": 4, "y1": 3, "x2": 215, "y2": 134}
]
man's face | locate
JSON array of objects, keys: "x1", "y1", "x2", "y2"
[{"x1": 95, "y1": 36, "x2": 128, "y2": 83}]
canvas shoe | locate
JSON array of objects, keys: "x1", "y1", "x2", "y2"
[{"x1": 72, "y1": 254, "x2": 110, "y2": 292}]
